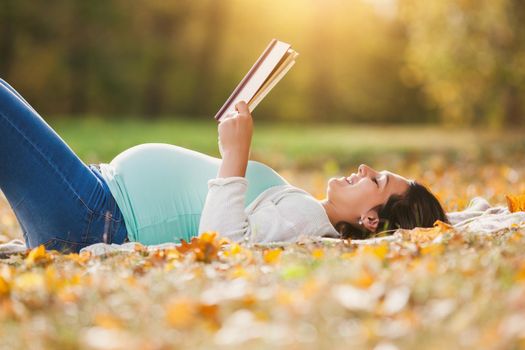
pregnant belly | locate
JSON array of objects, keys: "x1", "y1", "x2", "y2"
[{"x1": 105, "y1": 143, "x2": 288, "y2": 244}]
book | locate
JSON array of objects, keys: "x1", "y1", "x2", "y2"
[{"x1": 214, "y1": 39, "x2": 299, "y2": 121}]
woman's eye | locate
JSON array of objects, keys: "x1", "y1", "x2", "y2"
[{"x1": 372, "y1": 177, "x2": 379, "y2": 186}]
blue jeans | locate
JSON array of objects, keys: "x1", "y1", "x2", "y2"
[{"x1": 0, "y1": 79, "x2": 128, "y2": 253}]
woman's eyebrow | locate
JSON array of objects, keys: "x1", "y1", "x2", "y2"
[{"x1": 384, "y1": 173, "x2": 390, "y2": 188}]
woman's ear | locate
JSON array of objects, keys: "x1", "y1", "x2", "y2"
[{"x1": 360, "y1": 209, "x2": 379, "y2": 233}]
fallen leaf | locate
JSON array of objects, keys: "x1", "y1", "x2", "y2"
[
  {"x1": 177, "y1": 232, "x2": 224, "y2": 263},
  {"x1": 166, "y1": 298, "x2": 196, "y2": 328},
  {"x1": 506, "y1": 194, "x2": 525, "y2": 213},
  {"x1": 311, "y1": 248, "x2": 324, "y2": 260},
  {"x1": 25, "y1": 245, "x2": 52, "y2": 267},
  {"x1": 263, "y1": 248, "x2": 282, "y2": 264},
  {"x1": 95, "y1": 313, "x2": 124, "y2": 329},
  {"x1": 0, "y1": 277, "x2": 9, "y2": 297}
]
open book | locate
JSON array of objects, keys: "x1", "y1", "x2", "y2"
[{"x1": 214, "y1": 39, "x2": 299, "y2": 121}]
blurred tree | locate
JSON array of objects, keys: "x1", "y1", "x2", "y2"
[
  {"x1": 137, "y1": 0, "x2": 192, "y2": 118},
  {"x1": 0, "y1": 0, "x2": 16, "y2": 79},
  {"x1": 308, "y1": 0, "x2": 338, "y2": 121},
  {"x1": 0, "y1": 0, "x2": 434, "y2": 123},
  {"x1": 400, "y1": 0, "x2": 525, "y2": 126},
  {"x1": 190, "y1": 0, "x2": 228, "y2": 116},
  {"x1": 65, "y1": 1, "x2": 95, "y2": 114}
]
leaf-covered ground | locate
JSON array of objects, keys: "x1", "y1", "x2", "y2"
[{"x1": 1, "y1": 160, "x2": 525, "y2": 350}]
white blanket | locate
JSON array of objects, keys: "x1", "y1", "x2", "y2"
[
  {"x1": 447, "y1": 197, "x2": 525, "y2": 233},
  {"x1": 1, "y1": 197, "x2": 524, "y2": 257},
  {"x1": 80, "y1": 197, "x2": 525, "y2": 255}
]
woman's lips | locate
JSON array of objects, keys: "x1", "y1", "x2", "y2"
[
  {"x1": 337, "y1": 174, "x2": 357, "y2": 185},
  {"x1": 347, "y1": 173, "x2": 358, "y2": 185}
]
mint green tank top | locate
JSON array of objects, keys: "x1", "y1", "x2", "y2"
[{"x1": 99, "y1": 143, "x2": 288, "y2": 245}]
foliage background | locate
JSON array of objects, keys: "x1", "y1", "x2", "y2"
[{"x1": 1, "y1": 0, "x2": 523, "y2": 126}]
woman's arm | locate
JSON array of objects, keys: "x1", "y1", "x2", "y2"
[{"x1": 217, "y1": 101, "x2": 253, "y2": 178}]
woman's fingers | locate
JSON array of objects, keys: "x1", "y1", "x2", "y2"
[
  {"x1": 235, "y1": 101, "x2": 250, "y2": 116},
  {"x1": 222, "y1": 111, "x2": 239, "y2": 121}
]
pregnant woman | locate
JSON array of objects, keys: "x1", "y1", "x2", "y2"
[{"x1": 0, "y1": 79, "x2": 447, "y2": 253}]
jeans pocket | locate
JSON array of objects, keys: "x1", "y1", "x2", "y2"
[{"x1": 43, "y1": 238, "x2": 86, "y2": 254}]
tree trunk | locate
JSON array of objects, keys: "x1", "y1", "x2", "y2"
[
  {"x1": 190, "y1": 1, "x2": 227, "y2": 117},
  {"x1": 0, "y1": 0, "x2": 16, "y2": 79},
  {"x1": 309, "y1": 2, "x2": 337, "y2": 121},
  {"x1": 66, "y1": 2, "x2": 90, "y2": 115},
  {"x1": 504, "y1": 86, "x2": 523, "y2": 126}
]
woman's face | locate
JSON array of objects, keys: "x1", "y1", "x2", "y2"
[{"x1": 325, "y1": 164, "x2": 411, "y2": 229}]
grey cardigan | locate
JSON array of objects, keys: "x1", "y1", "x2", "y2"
[{"x1": 198, "y1": 176, "x2": 340, "y2": 243}]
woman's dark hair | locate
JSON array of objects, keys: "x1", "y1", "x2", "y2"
[{"x1": 335, "y1": 181, "x2": 448, "y2": 239}]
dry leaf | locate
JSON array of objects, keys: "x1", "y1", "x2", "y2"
[
  {"x1": 263, "y1": 248, "x2": 282, "y2": 264},
  {"x1": 0, "y1": 277, "x2": 10, "y2": 297},
  {"x1": 25, "y1": 245, "x2": 52, "y2": 267},
  {"x1": 166, "y1": 298, "x2": 196, "y2": 328},
  {"x1": 506, "y1": 194, "x2": 525, "y2": 213},
  {"x1": 433, "y1": 220, "x2": 454, "y2": 231},
  {"x1": 176, "y1": 232, "x2": 223, "y2": 263},
  {"x1": 311, "y1": 248, "x2": 324, "y2": 260}
]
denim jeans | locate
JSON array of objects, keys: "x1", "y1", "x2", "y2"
[{"x1": 0, "y1": 79, "x2": 128, "y2": 253}]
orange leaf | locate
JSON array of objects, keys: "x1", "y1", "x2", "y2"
[
  {"x1": 506, "y1": 194, "x2": 525, "y2": 213},
  {"x1": 0, "y1": 277, "x2": 10, "y2": 297},
  {"x1": 25, "y1": 245, "x2": 52, "y2": 267},
  {"x1": 433, "y1": 220, "x2": 453, "y2": 231},
  {"x1": 420, "y1": 243, "x2": 445, "y2": 256},
  {"x1": 166, "y1": 298, "x2": 196, "y2": 328},
  {"x1": 353, "y1": 268, "x2": 375, "y2": 288},
  {"x1": 263, "y1": 248, "x2": 282, "y2": 264},
  {"x1": 95, "y1": 313, "x2": 124, "y2": 329},
  {"x1": 176, "y1": 232, "x2": 223, "y2": 263},
  {"x1": 311, "y1": 248, "x2": 324, "y2": 260},
  {"x1": 361, "y1": 243, "x2": 389, "y2": 260}
]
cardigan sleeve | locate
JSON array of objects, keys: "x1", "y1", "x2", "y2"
[
  {"x1": 198, "y1": 177, "x2": 251, "y2": 242},
  {"x1": 198, "y1": 177, "x2": 298, "y2": 242},
  {"x1": 198, "y1": 177, "x2": 335, "y2": 243}
]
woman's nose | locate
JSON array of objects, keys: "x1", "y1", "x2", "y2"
[
  {"x1": 358, "y1": 164, "x2": 377, "y2": 177},
  {"x1": 358, "y1": 164, "x2": 368, "y2": 176}
]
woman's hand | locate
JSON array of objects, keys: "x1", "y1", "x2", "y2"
[{"x1": 217, "y1": 101, "x2": 253, "y2": 178}]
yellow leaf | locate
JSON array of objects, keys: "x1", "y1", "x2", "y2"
[
  {"x1": 516, "y1": 261, "x2": 525, "y2": 282},
  {"x1": 177, "y1": 232, "x2": 223, "y2": 263},
  {"x1": 402, "y1": 227, "x2": 442, "y2": 243},
  {"x1": 58, "y1": 289, "x2": 79, "y2": 303},
  {"x1": 276, "y1": 288, "x2": 293, "y2": 306},
  {"x1": 433, "y1": 220, "x2": 453, "y2": 231},
  {"x1": 230, "y1": 265, "x2": 248, "y2": 279},
  {"x1": 353, "y1": 268, "x2": 375, "y2": 289},
  {"x1": 133, "y1": 243, "x2": 147, "y2": 253},
  {"x1": 263, "y1": 248, "x2": 282, "y2": 264},
  {"x1": 362, "y1": 243, "x2": 389, "y2": 260},
  {"x1": 95, "y1": 313, "x2": 124, "y2": 329},
  {"x1": 311, "y1": 248, "x2": 324, "y2": 260},
  {"x1": 506, "y1": 194, "x2": 525, "y2": 213},
  {"x1": 340, "y1": 251, "x2": 356, "y2": 260},
  {"x1": 223, "y1": 243, "x2": 242, "y2": 257},
  {"x1": 420, "y1": 243, "x2": 445, "y2": 256},
  {"x1": 25, "y1": 245, "x2": 51, "y2": 267},
  {"x1": 301, "y1": 278, "x2": 319, "y2": 298},
  {"x1": 197, "y1": 303, "x2": 220, "y2": 329},
  {"x1": 64, "y1": 251, "x2": 91, "y2": 265},
  {"x1": 14, "y1": 272, "x2": 45, "y2": 292},
  {"x1": 0, "y1": 277, "x2": 10, "y2": 297},
  {"x1": 166, "y1": 298, "x2": 195, "y2": 328}
]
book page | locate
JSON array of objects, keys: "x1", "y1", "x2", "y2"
[
  {"x1": 214, "y1": 39, "x2": 291, "y2": 120},
  {"x1": 249, "y1": 49, "x2": 298, "y2": 110}
]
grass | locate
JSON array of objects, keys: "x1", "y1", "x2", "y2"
[
  {"x1": 50, "y1": 117, "x2": 525, "y2": 169},
  {"x1": 1, "y1": 119, "x2": 525, "y2": 349}
]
